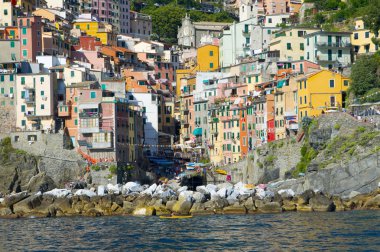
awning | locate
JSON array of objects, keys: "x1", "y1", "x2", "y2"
[
  {"x1": 193, "y1": 128, "x2": 202, "y2": 136},
  {"x1": 277, "y1": 79, "x2": 286, "y2": 88}
]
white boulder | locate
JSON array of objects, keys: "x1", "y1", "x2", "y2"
[
  {"x1": 217, "y1": 188, "x2": 227, "y2": 198},
  {"x1": 107, "y1": 184, "x2": 121, "y2": 194},
  {"x1": 97, "y1": 185, "x2": 106, "y2": 196},
  {"x1": 141, "y1": 183, "x2": 157, "y2": 195},
  {"x1": 177, "y1": 186, "x2": 188, "y2": 193},
  {"x1": 179, "y1": 190, "x2": 194, "y2": 202},
  {"x1": 278, "y1": 189, "x2": 295, "y2": 198},
  {"x1": 206, "y1": 184, "x2": 218, "y2": 193},
  {"x1": 74, "y1": 189, "x2": 96, "y2": 197},
  {"x1": 44, "y1": 189, "x2": 72, "y2": 198}
]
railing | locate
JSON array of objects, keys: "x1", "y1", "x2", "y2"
[
  {"x1": 79, "y1": 112, "x2": 99, "y2": 118},
  {"x1": 316, "y1": 42, "x2": 352, "y2": 48}
]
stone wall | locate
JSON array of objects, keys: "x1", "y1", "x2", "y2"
[{"x1": 10, "y1": 131, "x2": 85, "y2": 186}]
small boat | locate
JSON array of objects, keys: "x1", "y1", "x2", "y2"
[
  {"x1": 215, "y1": 169, "x2": 227, "y2": 175},
  {"x1": 159, "y1": 215, "x2": 193, "y2": 219}
]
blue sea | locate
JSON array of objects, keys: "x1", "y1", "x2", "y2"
[{"x1": 0, "y1": 211, "x2": 379, "y2": 251}]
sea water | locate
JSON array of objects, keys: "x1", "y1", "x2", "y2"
[{"x1": 0, "y1": 211, "x2": 379, "y2": 251}]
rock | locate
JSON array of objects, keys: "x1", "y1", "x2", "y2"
[
  {"x1": 193, "y1": 192, "x2": 206, "y2": 203},
  {"x1": 141, "y1": 184, "x2": 157, "y2": 196},
  {"x1": 217, "y1": 183, "x2": 233, "y2": 191},
  {"x1": 134, "y1": 194, "x2": 152, "y2": 207},
  {"x1": 3, "y1": 191, "x2": 29, "y2": 207},
  {"x1": 309, "y1": 194, "x2": 335, "y2": 212},
  {"x1": 278, "y1": 189, "x2": 295, "y2": 199},
  {"x1": 223, "y1": 205, "x2": 247, "y2": 214},
  {"x1": 257, "y1": 202, "x2": 282, "y2": 213},
  {"x1": 297, "y1": 204, "x2": 313, "y2": 212},
  {"x1": 53, "y1": 197, "x2": 73, "y2": 215},
  {"x1": 111, "y1": 202, "x2": 121, "y2": 212},
  {"x1": 178, "y1": 190, "x2": 194, "y2": 202},
  {"x1": 348, "y1": 191, "x2": 361, "y2": 199},
  {"x1": 122, "y1": 182, "x2": 142, "y2": 194},
  {"x1": 84, "y1": 208, "x2": 102, "y2": 217},
  {"x1": 217, "y1": 188, "x2": 227, "y2": 198},
  {"x1": 204, "y1": 196, "x2": 228, "y2": 212},
  {"x1": 97, "y1": 186, "x2": 106, "y2": 196},
  {"x1": 44, "y1": 189, "x2": 72, "y2": 198},
  {"x1": 363, "y1": 195, "x2": 380, "y2": 209},
  {"x1": 177, "y1": 186, "x2": 188, "y2": 193},
  {"x1": 72, "y1": 181, "x2": 87, "y2": 190},
  {"x1": 107, "y1": 184, "x2": 121, "y2": 194},
  {"x1": 13, "y1": 195, "x2": 43, "y2": 216},
  {"x1": 165, "y1": 200, "x2": 176, "y2": 212},
  {"x1": 332, "y1": 196, "x2": 345, "y2": 211},
  {"x1": 0, "y1": 207, "x2": 13, "y2": 216},
  {"x1": 26, "y1": 172, "x2": 56, "y2": 193},
  {"x1": 74, "y1": 189, "x2": 96, "y2": 197},
  {"x1": 282, "y1": 199, "x2": 297, "y2": 211},
  {"x1": 172, "y1": 198, "x2": 193, "y2": 215},
  {"x1": 196, "y1": 186, "x2": 210, "y2": 196},
  {"x1": 206, "y1": 184, "x2": 218, "y2": 193},
  {"x1": 133, "y1": 206, "x2": 156, "y2": 216},
  {"x1": 297, "y1": 189, "x2": 315, "y2": 205},
  {"x1": 190, "y1": 202, "x2": 211, "y2": 215},
  {"x1": 255, "y1": 188, "x2": 266, "y2": 199},
  {"x1": 122, "y1": 201, "x2": 135, "y2": 214}
]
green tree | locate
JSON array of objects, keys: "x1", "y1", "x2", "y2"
[
  {"x1": 362, "y1": 0, "x2": 380, "y2": 45},
  {"x1": 350, "y1": 55, "x2": 380, "y2": 96}
]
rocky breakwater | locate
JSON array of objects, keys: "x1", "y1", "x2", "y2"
[{"x1": 0, "y1": 182, "x2": 380, "y2": 218}]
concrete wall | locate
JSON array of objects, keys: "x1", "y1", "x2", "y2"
[{"x1": 10, "y1": 131, "x2": 86, "y2": 186}]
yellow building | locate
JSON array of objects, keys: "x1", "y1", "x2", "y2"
[
  {"x1": 352, "y1": 19, "x2": 379, "y2": 56},
  {"x1": 270, "y1": 27, "x2": 319, "y2": 61},
  {"x1": 175, "y1": 45, "x2": 220, "y2": 96},
  {"x1": 73, "y1": 20, "x2": 116, "y2": 45},
  {"x1": 297, "y1": 70, "x2": 350, "y2": 120},
  {"x1": 196, "y1": 44, "x2": 219, "y2": 71}
]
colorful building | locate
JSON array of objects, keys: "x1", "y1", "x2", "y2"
[
  {"x1": 297, "y1": 70, "x2": 350, "y2": 120},
  {"x1": 352, "y1": 19, "x2": 379, "y2": 56},
  {"x1": 73, "y1": 19, "x2": 116, "y2": 45},
  {"x1": 18, "y1": 16, "x2": 42, "y2": 62},
  {"x1": 197, "y1": 44, "x2": 219, "y2": 71}
]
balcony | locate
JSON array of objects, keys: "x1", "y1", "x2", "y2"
[
  {"x1": 79, "y1": 111, "x2": 99, "y2": 118},
  {"x1": 25, "y1": 96, "x2": 35, "y2": 105},
  {"x1": 181, "y1": 120, "x2": 189, "y2": 128},
  {"x1": 90, "y1": 141, "x2": 113, "y2": 149},
  {"x1": 242, "y1": 29, "x2": 250, "y2": 37},
  {"x1": 316, "y1": 42, "x2": 352, "y2": 48}
]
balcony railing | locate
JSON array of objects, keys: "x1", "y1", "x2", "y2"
[
  {"x1": 79, "y1": 112, "x2": 99, "y2": 118},
  {"x1": 316, "y1": 42, "x2": 352, "y2": 48},
  {"x1": 90, "y1": 141, "x2": 113, "y2": 149}
]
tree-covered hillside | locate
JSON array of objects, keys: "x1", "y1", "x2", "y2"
[{"x1": 132, "y1": 0, "x2": 236, "y2": 44}]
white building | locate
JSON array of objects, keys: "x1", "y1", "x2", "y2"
[
  {"x1": 127, "y1": 92, "x2": 159, "y2": 155},
  {"x1": 129, "y1": 11, "x2": 152, "y2": 40},
  {"x1": 304, "y1": 31, "x2": 352, "y2": 69},
  {"x1": 45, "y1": 0, "x2": 65, "y2": 9},
  {"x1": 15, "y1": 73, "x2": 57, "y2": 131},
  {"x1": 0, "y1": 0, "x2": 17, "y2": 26}
]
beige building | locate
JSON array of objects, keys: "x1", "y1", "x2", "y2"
[
  {"x1": 0, "y1": 0, "x2": 17, "y2": 27},
  {"x1": 270, "y1": 27, "x2": 319, "y2": 61},
  {"x1": 15, "y1": 73, "x2": 57, "y2": 131},
  {"x1": 0, "y1": 40, "x2": 20, "y2": 62},
  {"x1": 352, "y1": 19, "x2": 379, "y2": 56},
  {"x1": 129, "y1": 11, "x2": 152, "y2": 40}
]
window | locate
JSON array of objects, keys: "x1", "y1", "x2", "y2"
[
  {"x1": 21, "y1": 77, "x2": 25, "y2": 85},
  {"x1": 22, "y1": 50, "x2": 27, "y2": 57},
  {"x1": 21, "y1": 120, "x2": 26, "y2": 126},
  {"x1": 299, "y1": 82, "x2": 302, "y2": 90},
  {"x1": 300, "y1": 43, "x2": 304, "y2": 50},
  {"x1": 21, "y1": 105, "x2": 25, "y2": 112},
  {"x1": 354, "y1": 33, "x2": 358, "y2": 39},
  {"x1": 22, "y1": 28, "x2": 27, "y2": 35},
  {"x1": 268, "y1": 18, "x2": 272, "y2": 23},
  {"x1": 40, "y1": 77, "x2": 44, "y2": 83},
  {"x1": 41, "y1": 104, "x2": 45, "y2": 110},
  {"x1": 101, "y1": 84, "x2": 106, "y2": 90},
  {"x1": 10, "y1": 41, "x2": 15, "y2": 48},
  {"x1": 22, "y1": 39, "x2": 27, "y2": 46},
  {"x1": 365, "y1": 32, "x2": 370, "y2": 38},
  {"x1": 344, "y1": 80, "x2": 349, "y2": 86},
  {"x1": 0, "y1": 75, "x2": 3, "y2": 82},
  {"x1": 287, "y1": 43, "x2": 291, "y2": 50},
  {"x1": 10, "y1": 75, "x2": 14, "y2": 81},
  {"x1": 90, "y1": 91, "x2": 96, "y2": 99},
  {"x1": 267, "y1": 29, "x2": 271, "y2": 35},
  {"x1": 40, "y1": 91, "x2": 44, "y2": 96},
  {"x1": 4, "y1": 9, "x2": 8, "y2": 15},
  {"x1": 21, "y1": 91, "x2": 25, "y2": 98},
  {"x1": 76, "y1": 25, "x2": 80, "y2": 29},
  {"x1": 329, "y1": 80, "x2": 335, "y2": 88},
  {"x1": 209, "y1": 62, "x2": 214, "y2": 68},
  {"x1": 209, "y1": 51, "x2": 213, "y2": 56},
  {"x1": 71, "y1": 71, "x2": 75, "y2": 77},
  {"x1": 307, "y1": 38, "x2": 309, "y2": 46},
  {"x1": 87, "y1": 24, "x2": 90, "y2": 30},
  {"x1": 307, "y1": 52, "x2": 310, "y2": 60},
  {"x1": 0, "y1": 88, "x2": 3, "y2": 94},
  {"x1": 74, "y1": 107, "x2": 78, "y2": 113},
  {"x1": 338, "y1": 50, "x2": 342, "y2": 58},
  {"x1": 304, "y1": 81, "x2": 307, "y2": 89},
  {"x1": 166, "y1": 117, "x2": 170, "y2": 123},
  {"x1": 74, "y1": 119, "x2": 78, "y2": 126},
  {"x1": 304, "y1": 96, "x2": 307, "y2": 104},
  {"x1": 10, "y1": 87, "x2": 13, "y2": 94},
  {"x1": 300, "y1": 97, "x2": 302, "y2": 105}
]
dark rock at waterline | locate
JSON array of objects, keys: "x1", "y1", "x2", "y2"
[
  {"x1": 3, "y1": 191, "x2": 29, "y2": 207},
  {"x1": 309, "y1": 193, "x2": 335, "y2": 212}
]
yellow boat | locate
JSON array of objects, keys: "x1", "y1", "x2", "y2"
[
  {"x1": 215, "y1": 169, "x2": 227, "y2": 175},
  {"x1": 159, "y1": 215, "x2": 193, "y2": 219}
]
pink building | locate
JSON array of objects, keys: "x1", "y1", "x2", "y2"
[
  {"x1": 91, "y1": 0, "x2": 130, "y2": 34},
  {"x1": 264, "y1": 0, "x2": 290, "y2": 15},
  {"x1": 18, "y1": 16, "x2": 42, "y2": 62}
]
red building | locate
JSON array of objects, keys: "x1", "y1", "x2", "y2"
[{"x1": 18, "y1": 16, "x2": 42, "y2": 62}]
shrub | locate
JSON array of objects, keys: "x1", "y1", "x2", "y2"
[
  {"x1": 278, "y1": 141, "x2": 284, "y2": 148},
  {"x1": 109, "y1": 164, "x2": 118, "y2": 174},
  {"x1": 91, "y1": 165, "x2": 101, "y2": 171},
  {"x1": 334, "y1": 123, "x2": 341, "y2": 130},
  {"x1": 356, "y1": 126, "x2": 366, "y2": 134},
  {"x1": 301, "y1": 145, "x2": 308, "y2": 156},
  {"x1": 265, "y1": 155, "x2": 276, "y2": 165},
  {"x1": 257, "y1": 161, "x2": 263, "y2": 168}
]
